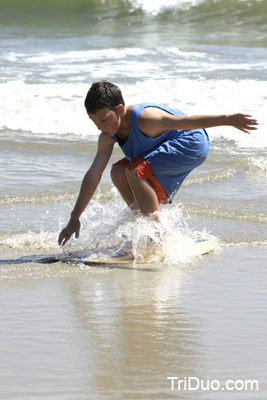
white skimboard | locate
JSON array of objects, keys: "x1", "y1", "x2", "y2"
[{"x1": 40, "y1": 238, "x2": 218, "y2": 265}]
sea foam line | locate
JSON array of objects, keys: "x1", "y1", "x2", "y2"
[{"x1": 0, "y1": 78, "x2": 266, "y2": 148}]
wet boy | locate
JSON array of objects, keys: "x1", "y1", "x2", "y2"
[{"x1": 58, "y1": 81, "x2": 258, "y2": 246}]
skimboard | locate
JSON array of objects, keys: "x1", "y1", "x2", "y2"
[
  {"x1": 40, "y1": 238, "x2": 218, "y2": 265},
  {"x1": 193, "y1": 238, "x2": 218, "y2": 256}
]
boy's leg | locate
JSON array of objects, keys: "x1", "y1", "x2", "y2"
[
  {"x1": 111, "y1": 157, "x2": 168, "y2": 215},
  {"x1": 110, "y1": 164, "x2": 139, "y2": 210},
  {"x1": 125, "y1": 168, "x2": 160, "y2": 215},
  {"x1": 111, "y1": 158, "x2": 167, "y2": 259}
]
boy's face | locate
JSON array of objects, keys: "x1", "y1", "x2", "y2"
[{"x1": 88, "y1": 106, "x2": 123, "y2": 137}]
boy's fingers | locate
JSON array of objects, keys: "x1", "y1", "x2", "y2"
[
  {"x1": 58, "y1": 232, "x2": 64, "y2": 245},
  {"x1": 58, "y1": 228, "x2": 70, "y2": 246},
  {"x1": 58, "y1": 223, "x2": 80, "y2": 246},
  {"x1": 74, "y1": 222, "x2": 80, "y2": 239},
  {"x1": 61, "y1": 234, "x2": 71, "y2": 246}
]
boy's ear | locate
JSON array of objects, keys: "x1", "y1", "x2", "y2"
[{"x1": 116, "y1": 104, "x2": 125, "y2": 116}]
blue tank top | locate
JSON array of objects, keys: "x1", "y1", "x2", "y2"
[
  {"x1": 112, "y1": 102, "x2": 187, "y2": 161},
  {"x1": 112, "y1": 102, "x2": 209, "y2": 200}
]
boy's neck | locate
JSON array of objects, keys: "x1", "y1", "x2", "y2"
[{"x1": 117, "y1": 106, "x2": 132, "y2": 136}]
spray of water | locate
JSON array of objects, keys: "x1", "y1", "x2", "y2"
[
  {"x1": 0, "y1": 190, "x2": 214, "y2": 264},
  {"x1": 60, "y1": 195, "x2": 212, "y2": 264}
]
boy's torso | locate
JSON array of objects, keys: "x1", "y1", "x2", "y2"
[{"x1": 116, "y1": 104, "x2": 181, "y2": 143}]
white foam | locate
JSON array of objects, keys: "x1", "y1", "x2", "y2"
[
  {"x1": 0, "y1": 230, "x2": 59, "y2": 252},
  {"x1": 25, "y1": 48, "x2": 150, "y2": 63},
  {"x1": 0, "y1": 78, "x2": 266, "y2": 148},
  {"x1": 132, "y1": 0, "x2": 202, "y2": 14},
  {"x1": 130, "y1": 0, "x2": 255, "y2": 14},
  {"x1": 247, "y1": 156, "x2": 267, "y2": 178},
  {"x1": 0, "y1": 80, "x2": 94, "y2": 136}
]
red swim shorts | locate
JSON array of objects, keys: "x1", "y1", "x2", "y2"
[{"x1": 112, "y1": 157, "x2": 168, "y2": 204}]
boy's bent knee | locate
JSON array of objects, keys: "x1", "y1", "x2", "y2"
[{"x1": 111, "y1": 164, "x2": 127, "y2": 185}]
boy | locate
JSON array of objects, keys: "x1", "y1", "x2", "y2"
[{"x1": 58, "y1": 81, "x2": 258, "y2": 246}]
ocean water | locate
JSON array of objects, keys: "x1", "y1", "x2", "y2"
[{"x1": 0, "y1": 0, "x2": 267, "y2": 398}]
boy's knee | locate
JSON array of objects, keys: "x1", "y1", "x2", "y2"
[{"x1": 111, "y1": 164, "x2": 127, "y2": 185}]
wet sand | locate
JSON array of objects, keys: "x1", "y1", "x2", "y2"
[{"x1": 1, "y1": 245, "x2": 266, "y2": 400}]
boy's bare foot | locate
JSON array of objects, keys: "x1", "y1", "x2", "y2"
[
  {"x1": 122, "y1": 248, "x2": 134, "y2": 258},
  {"x1": 136, "y1": 239, "x2": 165, "y2": 262},
  {"x1": 121, "y1": 237, "x2": 165, "y2": 263}
]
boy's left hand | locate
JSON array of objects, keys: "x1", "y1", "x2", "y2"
[{"x1": 229, "y1": 113, "x2": 258, "y2": 134}]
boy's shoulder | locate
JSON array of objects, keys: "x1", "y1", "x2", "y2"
[{"x1": 126, "y1": 104, "x2": 137, "y2": 113}]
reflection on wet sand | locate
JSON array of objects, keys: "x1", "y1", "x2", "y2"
[
  {"x1": 1, "y1": 247, "x2": 266, "y2": 399},
  {"x1": 67, "y1": 263, "x2": 201, "y2": 398}
]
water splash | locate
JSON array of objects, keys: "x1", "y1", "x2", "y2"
[
  {"x1": 62, "y1": 199, "x2": 213, "y2": 264},
  {"x1": 0, "y1": 196, "x2": 213, "y2": 265}
]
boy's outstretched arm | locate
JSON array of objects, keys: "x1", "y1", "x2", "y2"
[
  {"x1": 58, "y1": 134, "x2": 115, "y2": 246},
  {"x1": 174, "y1": 114, "x2": 258, "y2": 134},
  {"x1": 138, "y1": 109, "x2": 258, "y2": 135}
]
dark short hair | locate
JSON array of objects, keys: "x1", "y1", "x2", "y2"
[{"x1": 84, "y1": 81, "x2": 125, "y2": 113}]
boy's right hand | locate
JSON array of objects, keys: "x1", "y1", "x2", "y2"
[{"x1": 58, "y1": 217, "x2": 81, "y2": 246}]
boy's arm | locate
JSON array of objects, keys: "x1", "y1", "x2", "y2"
[
  {"x1": 58, "y1": 134, "x2": 115, "y2": 246},
  {"x1": 138, "y1": 109, "x2": 258, "y2": 136}
]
